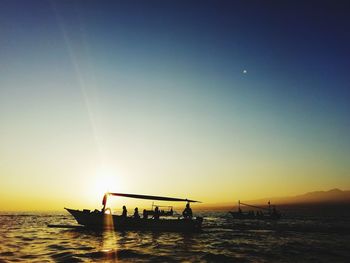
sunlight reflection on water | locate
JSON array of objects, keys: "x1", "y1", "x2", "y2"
[{"x1": 0, "y1": 211, "x2": 350, "y2": 262}]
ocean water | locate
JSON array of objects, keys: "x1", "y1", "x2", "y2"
[{"x1": 1, "y1": 208, "x2": 350, "y2": 262}]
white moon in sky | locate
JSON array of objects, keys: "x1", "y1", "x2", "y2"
[{"x1": 243, "y1": 70, "x2": 247, "y2": 74}]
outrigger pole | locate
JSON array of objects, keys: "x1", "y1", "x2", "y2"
[{"x1": 102, "y1": 192, "x2": 200, "y2": 205}]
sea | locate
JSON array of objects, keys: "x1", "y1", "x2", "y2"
[{"x1": 1, "y1": 206, "x2": 350, "y2": 262}]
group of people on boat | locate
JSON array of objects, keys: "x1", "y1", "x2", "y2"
[
  {"x1": 113, "y1": 203, "x2": 193, "y2": 220},
  {"x1": 234, "y1": 203, "x2": 281, "y2": 219}
]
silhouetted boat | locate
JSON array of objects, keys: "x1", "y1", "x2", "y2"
[
  {"x1": 143, "y1": 203, "x2": 174, "y2": 217},
  {"x1": 65, "y1": 193, "x2": 203, "y2": 232},
  {"x1": 229, "y1": 200, "x2": 281, "y2": 220}
]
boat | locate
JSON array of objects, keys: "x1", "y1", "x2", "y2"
[
  {"x1": 143, "y1": 203, "x2": 174, "y2": 217},
  {"x1": 229, "y1": 200, "x2": 281, "y2": 220},
  {"x1": 65, "y1": 192, "x2": 203, "y2": 232}
]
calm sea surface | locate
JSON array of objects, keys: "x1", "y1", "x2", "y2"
[{"x1": 1, "y1": 208, "x2": 350, "y2": 262}]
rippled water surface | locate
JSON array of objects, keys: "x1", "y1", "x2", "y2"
[{"x1": 1, "y1": 209, "x2": 350, "y2": 262}]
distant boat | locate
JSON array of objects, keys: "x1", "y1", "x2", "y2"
[
  {"x1": 65, "y1": 192, "x2": 203, "y2": 232},
  {"x1": 143, "y1": 203, "x2": 174, "y2": 217},
  {"x1": 229, "y1": 200, "x2": 281, "y2": 220}
]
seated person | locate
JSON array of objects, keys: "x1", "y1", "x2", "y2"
[
  {"x1": 153, "y1": 206, "x2": 160, "y2": 220},
  {"x1": 143, "y1": 209, "x2": 148, "y2": 219},
  {"x1": 133, "y1": 207, "x2": 140, "y2": 219},
  {"x1": 182, "y1": 203, "x2": 193, "y2": 219},
  {"x1": 122, "y1": 205, "x2": 127, "y2": 217}
]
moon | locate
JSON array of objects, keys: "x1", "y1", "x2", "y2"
[{"x1": 243, "y1": 70, "x2": 247, "y2": 74}]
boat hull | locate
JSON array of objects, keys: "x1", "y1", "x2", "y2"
[{"x1": 65, "y1": 208, "x2": 203, "y2": 232}]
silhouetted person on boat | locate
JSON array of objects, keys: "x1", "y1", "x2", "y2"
[
  {"x1": 182, "y1": 203, "x2": 193, "y2": 219},
  {"x1": 133, "y1": 207, "x2": 140, "y2": 219},
  {"x1": 143, "y1": 209, "x2": 148, "y2": 219},
  {"x1": 122, "y1": 205, "x2": 127, "y2": 217},
  {"x1": 154, "y1": 206, "x2": 160, "y2": 220},
  {"x1": 101, "y1": 193, "x2": 108, "y2": 214}
]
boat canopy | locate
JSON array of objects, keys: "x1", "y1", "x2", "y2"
[{"x1": 102, "y1": 192, "x2": 200, "y2": 205}]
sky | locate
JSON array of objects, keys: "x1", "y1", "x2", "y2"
[{"x1": 1, "y1": 0, "x2": 350, "y2": 211}]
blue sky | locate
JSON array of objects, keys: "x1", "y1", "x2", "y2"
[{"x1": 0, "y1": 0, "x2": 349, "y2": 209}]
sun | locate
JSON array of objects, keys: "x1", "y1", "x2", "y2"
[{"x1": 92, "y1": 167, "x2": 119, "y2": 197}]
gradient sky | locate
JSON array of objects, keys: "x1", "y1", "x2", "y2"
[{"x1": 1, "y1": 0, "x2": 349, "y2": 211}]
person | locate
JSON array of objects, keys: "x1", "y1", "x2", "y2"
[
  {"x1": 143, "y1": 209, "x2": 148, "y2": 219},
  {"x1": 133, "y1": 207, "x2": 140, "y2": 219},
  {"x1": 101, "y1": 193, "x2": 108, "y2": 214},
  {"x1": 122, "y1": 205, "x2": 127, "y2": 217},
  {"x1": 153, "y1": 206, "x2": 160, "y2": 220},
  {"x1": 182, "y1": 203, "x2": 193, "y2": 219}
]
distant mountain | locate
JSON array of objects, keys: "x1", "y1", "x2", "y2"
[
  {"x1": 249, "y1": 188, "x2": 350, "y2": 205},
  {"x1": 196, "y1": 189, "x2": 350, "y2": 211}
]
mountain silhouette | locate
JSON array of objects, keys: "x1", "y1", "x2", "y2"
[
  {"x1": 197, "y1": 189, "x2": 350, "y2": 211},
  {"x1": 247, "y1": 188, "x2": 350, "y2": 205}
]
